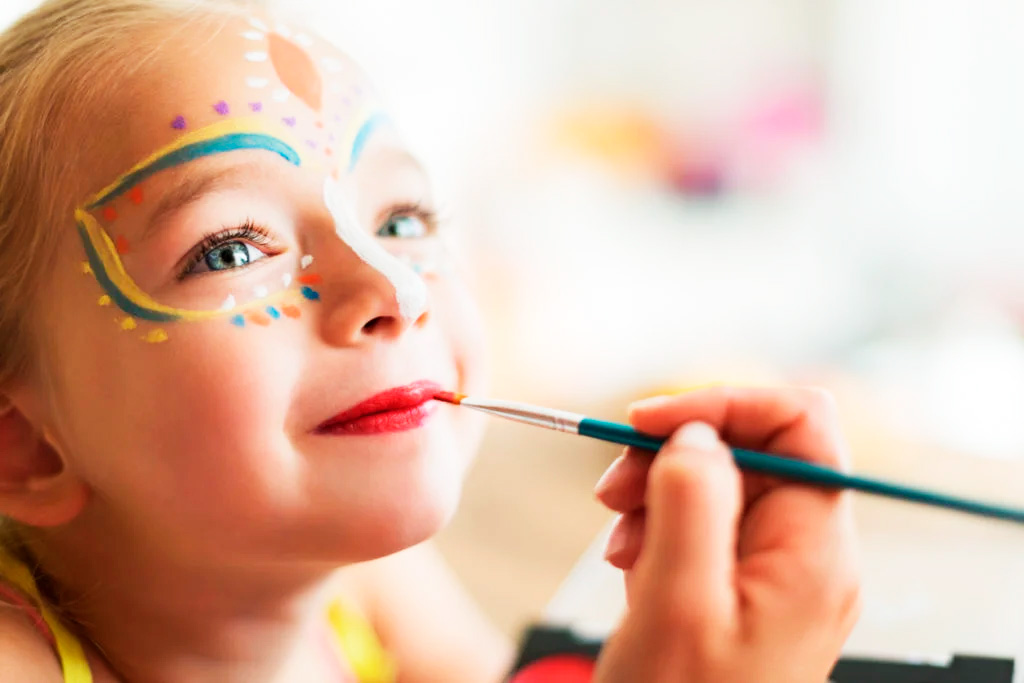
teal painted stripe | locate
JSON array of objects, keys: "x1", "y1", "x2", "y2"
[
  {"x1": 77, "y1": 223, "x2": 181, "y2": 323},
  {"x1": 348, "y1": 114, "x2": 388, "y2": 172},
  {"x1": 86, "y1": 133, "x2": 302, "y2": 209}
]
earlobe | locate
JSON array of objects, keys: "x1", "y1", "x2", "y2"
[
  {"x1": 0, "y1": 472, "x2": 90, "y2": 528},
  {"x1": 0, "y1": 398, "x2": 89, "y2": 528}
]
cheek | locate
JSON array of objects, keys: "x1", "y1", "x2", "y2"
[
  {"x1": 428, "y1": 271, "x2": 486, "y2": 394},
  {"x1": 46, "y1": 300, "x2": 304, "y2": 532},
  {"x1": 426, "y1": 271, "x2": 488, "y2": 456}
]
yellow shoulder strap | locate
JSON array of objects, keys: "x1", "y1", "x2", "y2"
[
  {"x1": 325, "y1": 599, "x2": 397, "y2": 683},
  {"x1": 0, "y1": 548, "x2": 93, "y2": 683}
]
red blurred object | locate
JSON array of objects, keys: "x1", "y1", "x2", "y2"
[{"x1": 510, "y1": 654, "x2": 596, "y2": 683}]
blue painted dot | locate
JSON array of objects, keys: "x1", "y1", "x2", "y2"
[
  {"x1": 266, "y1": 306, "x2": 281, "y2": 319},
  {"x1": 231, "y1": 315, "x2": 246, "y2": 327},
  {"x1": 301, "y1": 287, "x2": 320, "y2": 301}
]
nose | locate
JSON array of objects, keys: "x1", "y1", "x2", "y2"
[{"x1": 316, "y1": 179, "x2": 430, "y2": 348}]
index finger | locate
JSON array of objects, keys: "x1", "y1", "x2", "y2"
[{"x1": 628, "y1": 386, "x2": 850, "y2": 471}]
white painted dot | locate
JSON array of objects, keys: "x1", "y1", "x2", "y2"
[
  {"x1": 220, "y1": 294, "x2": 237, "y2": 311},
  {"x1": 300, "y1": 255, "x2": 314, "y2": 270},
  {"x1": 274, "y1": 23, "x2": 292, "y2": 38},
  {"x1": 321, "y1": 57, "x2": 343, "y2": 73},
  {"x1": 294, "y1": 33, "x2": 313, "y2": 47},
  {"x1": 249, "y1": 17, "x2": 270, "y2": 32},
  {"x1": 271, "y1": 88, "x2": 290, "y2": 102},
  {"x1": 282, "y1": 273, "x2": 293, "y2": 287},
  {"x1": 241, "y1": 30, "x2": 265, "y2": 40},
  {"x1": 244, "y1": 51, "x2": 269, "y2": 63},
  {"x1": 245, "y1": 76, "x2": 269, "y2": 89},
  {"x1": 253, "y1": 285, "x2": 270, "y2": 298}
]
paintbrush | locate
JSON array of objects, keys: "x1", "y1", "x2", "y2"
[{"x1": 434, "y1": 392, "x2": 1024, "y2": 526}]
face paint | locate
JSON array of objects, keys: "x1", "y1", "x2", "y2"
[
  {"x1": 322, "y1": 177, "x2": 428, "y2": 322},
  {"x1": 76, "y1": 117, "x2": 311, "y2": 324},
  {"x1": 87, "y1": 117, "x2": 305, "y2": 209},
  {"x1": 75, "y1": 16, "x2": 409, "y2": 342}
]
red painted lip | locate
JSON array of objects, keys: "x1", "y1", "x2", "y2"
[{"x1": 318, "y1": 380, "x2": 442, "y2": 435}]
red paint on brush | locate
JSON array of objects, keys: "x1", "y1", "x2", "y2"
[{"x1": 433, "y1": 391, "x2": 466, "y2": 405}]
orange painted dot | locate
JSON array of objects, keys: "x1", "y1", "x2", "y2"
[
  {"x1": 325, "y1": 148, "x2": 333, "y2": 156},
  {"x1": 102, "y1": 207, "x2": 118, "y2": 222},
  {"x1": 282, "y1": 305, "x2": 302, "y2": 319},
  {"x1": 115, "y1": 235, "x2": 131, "y2": 255},
  {"x1": 129, "y1": 187, "x2": 144, "y2": 205},
  {"x1": 247, "y1": 311, "x2": 272, "y2": 326},
  {"x1": 316, "y1": 120, "x2": 324, "y2": 128},
  {"x1": 298, "y1": 273, "x2": 322, "y2": 285}
]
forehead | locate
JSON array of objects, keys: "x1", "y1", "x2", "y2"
[{"x1": 81, "y1": 14, "x2": 384, "y2": 204}]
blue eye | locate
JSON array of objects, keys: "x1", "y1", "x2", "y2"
[
  {"x1": 179, "y1": 221, "x2": 276, "y2": 279},
  {"x1": 377, "y1": 214, "x2": 428, "y2": 239},
  {"x1": 194, "y1": 241, "x2": 266, "y2": 274}
]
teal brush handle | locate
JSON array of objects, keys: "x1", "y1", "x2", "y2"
[{"x1": 578, "y1": 418, "x2": 1024, "y2": 525}]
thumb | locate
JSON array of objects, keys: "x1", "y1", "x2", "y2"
[{"x1": 632, "y1": 421, "x2": 742, "y2": 629}]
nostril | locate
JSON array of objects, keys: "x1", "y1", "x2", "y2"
[{"x1": 362, "y1": 316, "x2": 386, "y2": 334}]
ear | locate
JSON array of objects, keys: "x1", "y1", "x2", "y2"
[{"x1": 0, "y1": 398, "x2": 89, "y2": 528}]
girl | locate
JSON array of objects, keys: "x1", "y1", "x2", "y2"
[{"x1": 0, "y1": 0, "x2": 860, "y2": 681}]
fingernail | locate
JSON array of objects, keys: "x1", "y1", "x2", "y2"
[
  {"x1": 628, "y1": 395, "x2": 672, "y2": 413},
  {"x1": 594, "y1": 455, "x2": 625, "y2": 497},
  {"x1": 603, "y1": 516, "x2": 629, "y2": 562},
  {"x1": 674, "y1": 421, "x2": 721, "y2": 451}
]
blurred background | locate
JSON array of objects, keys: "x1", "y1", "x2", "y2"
[
  {"x1": 4, "y1": 0, "x2": 1023, "y2": 667},
  {"x1": 314, "y1": 0, "x2": 1024, "y2": 664}
]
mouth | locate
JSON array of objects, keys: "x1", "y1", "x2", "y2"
[{"x1": 317, "y1": 380, "x2": 442, "y2": 435}]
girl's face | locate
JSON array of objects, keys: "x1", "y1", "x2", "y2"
[{"x1": 29, "y1": 16, "x2": 486, "y2": 565}]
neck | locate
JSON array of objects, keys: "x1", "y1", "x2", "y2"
[{"x1": 23, "y1": 506, "x2": 356, "y2": 682}]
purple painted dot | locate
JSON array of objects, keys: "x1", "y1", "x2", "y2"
[
  {"x1": 282, "y1": 116, "x2": 297, "y2": 127},
  {"x1": 301, "y1": 287, "x2": 320, "y2": 302},
  {"x1": 171, "y1": 116, "x2": 187, "y2": 130},
  {"x1": 305, "y1": 140, "x2": 318, "y2": 150},
  {"x1": 249, "y1": 101, "x2": 263, "y2": 112},
  {"x1": 340, "y1": 98, "x2": 351, "y2": 108},
  {"x1": 214, "y1": 100, "x2": 230, "y2": 115},
  {"x1": 328, "y1": 133, "x2": 337, "y2": 143}
]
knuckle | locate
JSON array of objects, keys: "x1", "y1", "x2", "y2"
[
  {"x1": 811, "y1": 564, "x2": 863, "y2": 624},
  {"x1": 650, "y1": 455, "x2": 702, "y2": 496},
  {"x1": 650, "y1": 453, "x2": 737, "y2": 513},
  {"x1": 798, "y1": 386, "x2": 839, "y2": 419}
]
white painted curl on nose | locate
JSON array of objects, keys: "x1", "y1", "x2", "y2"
[{"x1": 322, "y1": 178, "x2": 428, "y2": 322}]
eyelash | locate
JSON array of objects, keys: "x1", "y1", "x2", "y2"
[
  {"x1": 382, "y1": 202, "x2": 440, "y2": 235},
  {"x1": 178, "y1": 219, "x2": 273, "y2": 280},
  {"x1": 177, "y1": 203, "x2": 442, "y2": 280}
]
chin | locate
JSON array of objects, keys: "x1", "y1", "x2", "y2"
[
  {"x1": 340, "y1": 469, "x2": 466, "y2": 562},
  {"x1": 297, "y1": 439, "x2": 471, "y2": 564}
]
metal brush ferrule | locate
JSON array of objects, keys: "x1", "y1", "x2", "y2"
[{"x1": 459, "y1": 398, "x2": 584, "y2": 434}]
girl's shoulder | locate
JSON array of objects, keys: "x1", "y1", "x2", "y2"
[{"x1": 0, "y1": 604, "x2": 65, "y2": 682}]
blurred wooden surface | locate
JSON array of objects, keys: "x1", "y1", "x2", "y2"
[{"x1": 435, "y1": 418, "x2": 617, "y2": 637}]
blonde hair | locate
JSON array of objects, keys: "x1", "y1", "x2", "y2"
[
  {"x1": 0, "y1": 0, "x2": 264, "y2": 389},
  {"x1": 0, "y1": 0, "x2": 272, "y2": 611}
]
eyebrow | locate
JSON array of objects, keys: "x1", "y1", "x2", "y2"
[{"x1": 143, "y1": 161, "x2": 267, "y2": 240}]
